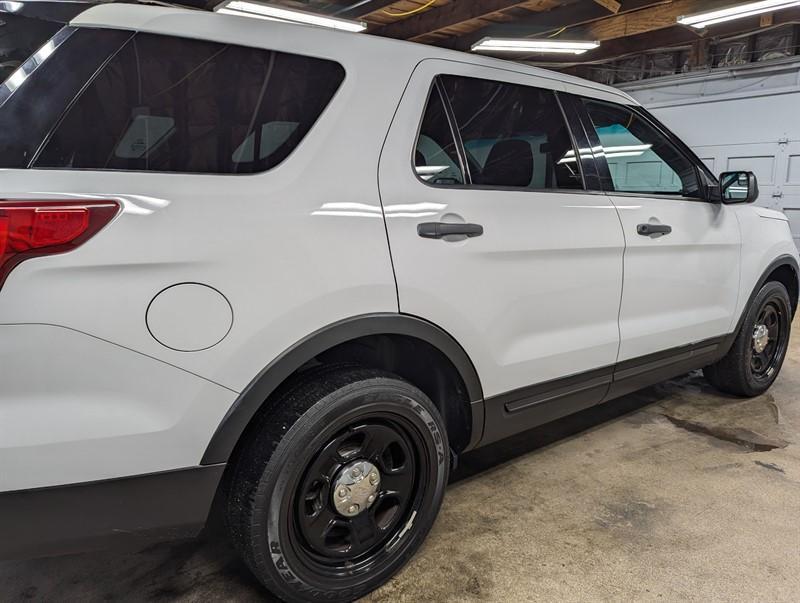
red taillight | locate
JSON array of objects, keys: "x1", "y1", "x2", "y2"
[{"x1": 0, "y1": 200, "x2": 120, "y2": 289}]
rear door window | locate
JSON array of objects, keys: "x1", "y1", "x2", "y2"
[
  {"x1": 439, "y1": 75, "x2": 583, "y2": 190},
  {"x1": 34, "y1": 32, "x2": 345, "y2": 174},
  {"x1": 414, "y1": 84, "x2": 465, "y2": 185}
]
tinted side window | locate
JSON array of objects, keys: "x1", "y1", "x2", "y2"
[
  {"x1": 440, "y1": 75, "x2": 582, "y2": 190},
  {"x1": 34, "y1": 33, "x2": 345, "y2": 174},
  {"x1": 584, "y1": 100, "x2": 700, "y2": 197},
  {"x1": 0, "y1": 14, "x2": 61, "y2": 85},
  {"x1": 414, "y1": 85, "x2": 464, "y2": 186},
  {"x1": 0, "y1": 28, "x2": 131, "y2": 169}
]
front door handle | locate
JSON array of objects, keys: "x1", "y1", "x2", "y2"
[
  {"x1": 637, "y1": 223, "x2": 672, "y2": 236},
  {"x1": 417, "y1": 222, "x2": 484, "y2": 239}
]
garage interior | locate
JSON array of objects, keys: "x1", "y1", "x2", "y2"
[{"x1": 1, "y1": 0, "x2": 799, "y2": 600}]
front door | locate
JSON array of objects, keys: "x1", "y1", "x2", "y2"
[
  {"x1": 379, "y1": 60, "x2": 626, "y2": 444},
  {"x1": 581, "y1": 99, "x2": 741, "y2": 363}
]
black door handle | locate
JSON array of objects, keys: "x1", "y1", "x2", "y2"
[
  {"x1": 637, "y1": 223, "x2": 672, "y2": 236},
  {"x1": 417, "y1": 222, "x2": 484, "y2": 239}
]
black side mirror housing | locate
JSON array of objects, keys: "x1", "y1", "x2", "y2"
[{"x1": 719, "y1": 171, "x2": 759, "y2": 204}]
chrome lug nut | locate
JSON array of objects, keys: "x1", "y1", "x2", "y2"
[{"x1": 332, "y1": 460, "x2": 381, "y2": 517}]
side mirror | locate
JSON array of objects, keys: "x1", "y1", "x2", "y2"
[{"x1": 719, "y1": 171, "x2": 759, "y2": 204}]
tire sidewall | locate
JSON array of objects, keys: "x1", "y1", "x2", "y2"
[
  {"x1": 739, "y1": 281, "x2": 792, "y2": 394},
  {"x1": 251, "y1": 378, "x2": 448, "y2": 602}
]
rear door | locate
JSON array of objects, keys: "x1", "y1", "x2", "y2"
[
  {"x1": 379, "y1": 60, "x2": 625, "y2": 444},
  {"x1": 578, "y1": 98, "x2": 741, "y2": 366}
]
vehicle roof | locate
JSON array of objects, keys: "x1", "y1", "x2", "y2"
[{"x1": 70, "y1": 3, "x2": 638, "y2": 106}]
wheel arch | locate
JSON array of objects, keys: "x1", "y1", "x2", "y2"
[
  {"x1": 200, "y1": 313, "x2": 484, "y2": 465},
  {"x1": 763, "y1": 259, "x2": 799, "y2": 316},
  {"x1": 725, "y1": 254, "x2": 799, "y2": 356}
]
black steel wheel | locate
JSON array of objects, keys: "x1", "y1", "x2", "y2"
[
  {"x1": 749, "y1": 300, "x2": 788, "y2": 382},
  {"x1": 705, "y1": 280, "x2": 792, "y2": 397},
  {"x1": 226, "y1": 366, "x2": 449, "y2": 603}
]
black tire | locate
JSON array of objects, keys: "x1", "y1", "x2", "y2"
[
  {"x1": 704, "y1": 281, "x2": 792, "y2": 397},
  {"x1": 225, "y1": 366, "x2": 449, "y2": 603}
]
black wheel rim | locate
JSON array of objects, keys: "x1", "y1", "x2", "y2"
[
  {"x1": 750, "y1": 299, "x2": 788, "y2": 382},
  {"x1": 288, "y1": 413, "x2": 428, "y2": 578}
]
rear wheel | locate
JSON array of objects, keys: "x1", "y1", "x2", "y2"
[
  {"x1": 226, "y1": 367, "x2": 449, "y2": 602},
  {"x1": 704, "y1": 281, "x2": 792, "y2": 397}
]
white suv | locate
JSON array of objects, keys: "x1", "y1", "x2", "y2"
[{"x1": 1, "y1": 4, "x2": 797, "y2": 602}]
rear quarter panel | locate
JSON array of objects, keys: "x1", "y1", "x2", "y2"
[
  {"x1": 0, "y1": 13, "x2": 415, "y2": 486},
  {"x1": 0, "y1": 19, "x2": 413, "y2": 393}
]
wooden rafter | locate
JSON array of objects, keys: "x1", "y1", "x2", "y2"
[
  {"x1": 439, "y1": 0, "x2": 666, "y2": 51},
  {"x1": 535, "y1": 6, "x2": 800, "y2": 66},
  {"x1": 593, "y1": 0, "x2": 621, "y2": 13},
  {"x1": 574, "y1": 0, "x2": 738, "y2": 41},
  {"x1": 375, "y1": 1, "x2": 540, "y2": 40},
  {"x1": 330, "y1": 0, "x2": 399, "y2": 19}
]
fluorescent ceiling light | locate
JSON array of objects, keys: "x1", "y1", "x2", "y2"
[
  {"x1": 215, "y1": 0, "x2": 367, "y2": 32},
  {"x1": 472, "y1": 38, "x2": 600, "y2": 54},
  {"x1": 677, "y1": 0, "x2": 800, "y2": 28}
]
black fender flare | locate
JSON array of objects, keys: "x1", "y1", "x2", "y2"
[
  {"x1": 200, "y1": 313, "x2": 484, "y2": 465},
  {"x1": 739, "y1": 254, "x2": 799, "y2": 322},
  {"x1": 718, "y1": 254, "x2": 799, "y2": 359}
]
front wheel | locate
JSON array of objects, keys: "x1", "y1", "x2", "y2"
[
  {"x1": 225, "y1": 367, "x2": 449, "y2": 602},
  {"x1": 704, "y1": 281, "x2": 792, "y2": 397}
]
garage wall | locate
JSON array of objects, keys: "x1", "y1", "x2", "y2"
[{"x1": 619, "y1": 58, "x2": 800, "y2": 247}]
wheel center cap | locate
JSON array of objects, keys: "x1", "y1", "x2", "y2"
[
  {"x1": 332, "y1": 460, "x2": 380, "y2": 518},
  {"x1": 753, "y1": 324, "x2": 770, "y2": 354}
]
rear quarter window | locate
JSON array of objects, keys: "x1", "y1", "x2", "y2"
[
  {"x1": 0, "y1": 27, "x2": 132, "y2": 169},
  {"x1": 0, "y1": 14, "x2": 60, "y2": 84},
  {"x1": 33, "y1": 32, "x2": 345, "y2": 174}
]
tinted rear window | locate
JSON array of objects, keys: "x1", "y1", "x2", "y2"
[
  {"x1": 0, "y1": 14, "x2": 60, "y2": 85},
  {"x1": 0, "y1": 28, "x2": 132, "y2": 169},
  {"x1": 34, "y1": 32, "x2": 345, "y2": 174}
]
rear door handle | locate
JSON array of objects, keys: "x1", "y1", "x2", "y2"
[
  {"x1": 637, "y1": 223, "x2": 672, "y2": 236},
  {"x1": 417, "y1": 222, "x2": 484, "y2": 239}
]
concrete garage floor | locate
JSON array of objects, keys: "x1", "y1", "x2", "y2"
[{"x1": 3, "y1": 322, "x2": 800, "y2": 602}]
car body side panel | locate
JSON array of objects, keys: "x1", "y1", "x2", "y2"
[
  {"x1": 0, "y1": 28, "x2": 406, "y2": 393},
  {"x1": 612, "y1": 197, "x2": 742, "y2": 362},
  {"x1": 732, "y1": 207, "x2": 800, "y2": 326},
  {"x1": 0, "y1": 324, "x2": 237, "y2": 491}
]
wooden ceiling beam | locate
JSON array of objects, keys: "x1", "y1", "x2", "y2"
[
  {"x1": 574, "y1": 0, "x2": 740, "y2": 41},
  {"x1": 374, "y1": 1, "x2": 538, "y2": 41},
  {"x1": 333, "y1": 0, "x2": 399, "y2": 19},
  {"x1": 440, "y1": 0, "x2": 666, "y2": 51},
  {"x1": 530, "y1": 6, "x2": 800, "y2": 65},
  {"x1": 593, "y1": 0, "x2": 621, "y2": 13},
  {"x1": 480, "y1": 0, "x2": 741, "y2": 62}
]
